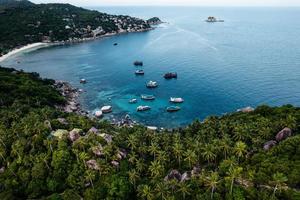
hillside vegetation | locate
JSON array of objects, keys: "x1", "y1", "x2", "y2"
[
  {"x1": 0, "y1": 66, "x2": 300, "y2": 199},
  {"x1": 0, "y1": 0, "x2": 152, "y2": 55}
]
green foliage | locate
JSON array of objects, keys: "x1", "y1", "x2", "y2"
[{"x1": 0, "y1": 67, "x2": 300, "y2": 199}]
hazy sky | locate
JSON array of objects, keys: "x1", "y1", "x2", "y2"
[{"x1": 31, "y1": 0, "x2": 300, "y2": 6}]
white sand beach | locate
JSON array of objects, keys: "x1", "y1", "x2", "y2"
[{"x1": 0, "y1": 42, "x2": 50, "y2": 62}]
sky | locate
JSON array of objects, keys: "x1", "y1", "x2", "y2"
[{"x1": 31, "y1": 0, "x2": 300, "y2": 6}]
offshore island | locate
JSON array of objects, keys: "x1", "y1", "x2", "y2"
[{"x1": 0, "y1": 1, "x2": 300, "y2": 200}]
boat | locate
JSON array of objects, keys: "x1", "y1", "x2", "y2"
[
  {"x1": 206, "y1": 16, "x2": 224, "y2": 23},
  {"x1": 101, "y1": 105, "x2": 112, "y2": 113},
  {"x1": 164, "y1": 72, "x2": 177, "y2": 79},
  {"x1": 94, "y1": 110, "x2": 103, "y2": 118},
  {"x1": 129, "y1": 98, "x2": 138, "y2": 104},
  {"x1": 170, "y1": 97, "x2": 184, "y2": 103},
  {"x1": 133, "y1": 61, "x2": 143, "y2": 66},
  {"x1": 135, "y1": 70, "x2": 144, "y2": 75},
  {"x1": 166, "y1": 106, "x2": 181, "y2": 112},
  {"x1": 137, "y1": 106, "x2": 151, "y2": 111},
  {"x1": 113, "y1": 43, "x2": 118, "y2": 46},
  {"x1": 141, "y1": 95, "x2": 155, "y2": 100},
  {"x1": 146, "y1": 81, "x2": 158, "y2": 88},
  {"x1": 80, "y1": 79, "x2": 87, "y2": 84}
]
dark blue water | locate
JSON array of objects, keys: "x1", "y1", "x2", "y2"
[{"x1": 1, "y1": 7, "x2": 300, "y2": 128}]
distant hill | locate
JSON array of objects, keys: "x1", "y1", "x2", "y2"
[
  {"x1": 0, "y1": 1, "x2": 156, "y2": 55},
  {"x1": 0, "y1": 0, "x2": 34, "y2": 7}
]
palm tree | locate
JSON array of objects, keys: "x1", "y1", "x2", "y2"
[
  {"x1": 233, "y1": 124, "x2": 250, "y2": 142},
  {"x1": 79, "y1": 152, "x2": 89, "y2": 168},
  {"x1": 234, "y1": 141, "x2": 247, "y2": 162},
  {"x1": 128, "y1": 151, "x2": 138, "y2": 164},
  {"x1": 270, "y1": 172, "x2": 288, "y2": 197},
  {"x1": 138, "y1": 184, "x2": 154, "y2": 200},
  {"x1": 128, "y1": 169, "x2": 139, "y2": 188},
  {"x1": 127, "y1": 134, "x2": 138, "y2": 150},
  {"x1": 157, "y1": 150, "x2": 168, "y2": 164},
  {"x1": 225, "y1": 166, "x2": 243, "y2": 195},
  {"x1": 155, "y1": 182, "x2": 170, "y2": 200},
  {"x1": 177, "y1": 182, "x2": 191, "y2": 199},
  {"x1": 201, "y1": 144, "x2": 216, "y2": 164},
  {"x1": 149, "y1": 160, "x2": 163, "y2": 179},
  {"x1": 149, "y1": 142, "x2": 160, "y2": 160},
  {"x1": 85, "y1": 170, "x2": 95, "y2": 188},
  {"x1": 184, "y1": 149, "x2": 197, "y2": 168},
  {"x1": 173, "y1": 142, "x2": 184, "y2": 167},
  {"x1": 205, "y1": 171, "x2": 219, "y2": 200},
  {"x1": 218, "y1": 136, "x2": 231, "y2": 159},
  {"x1": 136, "y1": 159, "x2": 146, "y2": 173}
]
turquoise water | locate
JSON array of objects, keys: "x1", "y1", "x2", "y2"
[{"x1": 1, "y1": 7, "x2": 300, "y2": 128}]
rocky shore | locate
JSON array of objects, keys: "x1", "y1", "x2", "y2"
[{"x1": 54, "y1": 80, "x2": 88, "y2": 116}]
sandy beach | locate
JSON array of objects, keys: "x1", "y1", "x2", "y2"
[{"x1": 0, "y1": 42, "x2": 51, "y2": 62}]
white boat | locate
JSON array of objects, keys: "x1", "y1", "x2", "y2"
[
  {"x1": 141, "y1": 95, "x2": 155, "y2": 100},
  {"x1": 94, "y1": 110, "x2": 103, "y2": 118},
  {"x1": 146, "y1": 81, "x2": 158, "y2": 88},
  {"x1": 129, "y1": 98, "x2": 138, "y2": 104},
  {"x1": 137, "y1": 106, "x2": 151, "y2": 111},
  {"x1": 166, "y1": 106, "x2": 181, "y2": 112},
  {"x1": 170, "y1": 97, "x2": 184, "y2": 103},
  {"x1": 135, "y1": 70, "x2": 144, "y2": 75},
  {"x1": 101, "y1": 105, "x2": 112, "y2": 113}
]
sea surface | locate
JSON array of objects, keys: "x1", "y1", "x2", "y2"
[{"x1": 1, "y1": 7, "x2": 300, "y2": 128}]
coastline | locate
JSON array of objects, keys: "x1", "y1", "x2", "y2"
[
  {"x1": 0, "y1": 42, "x2": 52, "y2": 62},
  {"x1": 0, "y1": 28, "x2": 154, "y2": 63}
]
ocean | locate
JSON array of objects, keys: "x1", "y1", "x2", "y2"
[{"x1": 1, "y1": 7, "x2": 300, "y2": 128}]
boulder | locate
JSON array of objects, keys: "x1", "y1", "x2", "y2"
[
  {"x1": 181, "y1": 171, "x2": 191, "y2": 182},
  {"x1": 111, "y1": 160, "x2": 119, "y2": 167},
  {"x1": 164, "y1": 169, "x2": 182, "y2": 182},
  {"x1": 191, "y1": 166, "x2": 201, "y2": 177},
  {"x1": 88, "y1": 127, "x2": 99, "y2": 134},
  {"x1": 276, "y1": 127, "x2": 292, "y2": 142},
  {"x1": 52, "y1": 129, "x2": 68, "y2": 139},
  {"x1": 69, "y1": 128, "x2": 82, "y2": 142},
  {"x1": 100, "y1": 133, "x2": 113, "y2": 143},
  {"x1": 263, "y1": 140, "x2": 277, "y2": 151},
  {"x1": 92, "y1": 145, "x2": 104, "y2": 156},
  {"x1": 86, "y1": 160, "x2": 100, "y2": 170},
  {"x1": 0, "y1": 167, "x2": 5, "y2": 174}
]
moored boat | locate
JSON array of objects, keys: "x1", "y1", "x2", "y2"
[
  {"x1": 146, "y1": 81, "x2": 158, "y2": 88},
  {"x1": 170, "y1": 97, "x2": 184, "y2": 103},
  {"x1": 137, "y1": 105, "x2": 151, "y2": 111},
  {"x1": 129, "y1": 98, "x2": 138, "y2": 104},
  {"x1": 80, "y1": 79, "x2": 87, "y2": 84},
  {"x1": 166, "y1": 106, "x2": 181, "y2": 112},
  {"x1": 101, "y1": 105, "x2": 112, "y2": 113},
  {"x1": 164, "y1": 72, "x2": 177, "y2": 79},
  {"x1": 135, "y1": 70, "x2": 144, "y2": 75},
  {"x1": 134, "y1": 61, "x2": 143, "y2": 66},
  {"x1": 141, "y1": 95, "x2": 155, "y2": 100},
  {"x1": 113, "y1": 43, "x2": 118, "y2": 46}
]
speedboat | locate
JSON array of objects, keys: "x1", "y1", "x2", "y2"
[
  {"x1": 80, "y1": 79, "x2": 87, "y2": 84},
  {"x1": 170, "y1": 97, "x2": 184, "y2": 103},
  {"x1": 164, "y1": 72, "x2": 177, "y2": 79},
  {"x1": 137, "y1": 106, "x2": 151, "y2": 111},
  {"x1": 101, "y1": 105, "x2": 112, "y2": 113},
  {"x1": 141, "y1": 95, "x2": 155, "y2": 100},
  {"x1": 135, "y1": 70, "x2": 144, "y2": 75},
  {"x1": 146, "y1": 81, "x2": 158, "y2": 88},
  {"x1": 166, "y1": 106, "x2": 181, "y2": 112},
  {"x1": 129, "y1": 98, "x2": 138, "y2": 104},
  {"x1": 134, "y1": 61, "x2": 143, "y2": 66}
]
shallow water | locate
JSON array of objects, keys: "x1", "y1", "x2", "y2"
[{"x1": 1, "y1": 7, "x2": 300, "y2": 128}]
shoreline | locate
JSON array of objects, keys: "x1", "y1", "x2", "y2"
[
  {"x1": 0, "y1": 28, "x2": 154, "y2": 63},
  {"x1": 0, "y1": 42, "x2": 52, "y2": 62}
]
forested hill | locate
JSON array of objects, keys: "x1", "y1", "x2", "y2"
[
  {"x1": 0, "y1": 66, "x2": 300, "y2": 199},
  {"x1": 0, "y1": 0, "x2": 154, "y2": 55}
]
